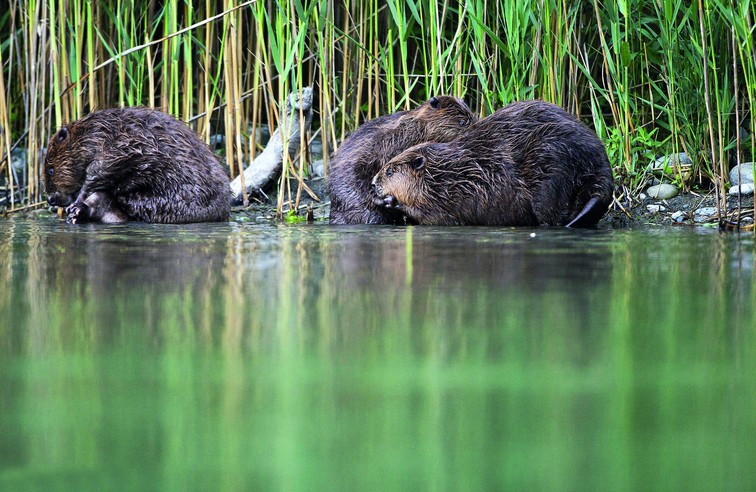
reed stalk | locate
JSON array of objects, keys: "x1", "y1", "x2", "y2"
[{"x1": 0, "y1": 0, "x2": 754, "y2": 226}]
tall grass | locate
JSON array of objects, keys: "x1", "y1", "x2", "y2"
[{"x1": 1, "y1": 0, "x2": 755, "y2": 221}]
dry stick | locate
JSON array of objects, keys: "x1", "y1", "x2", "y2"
[{"x1": 229, "y1": 87, "x2": 314, "y2": 204}]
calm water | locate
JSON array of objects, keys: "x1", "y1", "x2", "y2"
[{"x1": 1, "y1": 217, "x2": 754, "y2": 490}]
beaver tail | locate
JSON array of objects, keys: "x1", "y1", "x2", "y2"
[{"x1": 566, "y1": 195, "x2": 611, "y2": 228}]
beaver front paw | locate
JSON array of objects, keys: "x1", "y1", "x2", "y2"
[
  {"x1": 66, "y1": 201, "x2": 90, "y2": 224},
  {"x1": 381, "y1": 195, "x2": 399, "y2": 208},
  {"x1": 373, "y1": 195, "x2": 399, "y2": 208}
]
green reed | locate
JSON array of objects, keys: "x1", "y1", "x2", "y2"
[{"x1": 1, "y1": 0, "x2": 755, "y2": 223}]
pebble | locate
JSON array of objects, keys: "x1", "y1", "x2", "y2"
[
  {"x1": 728, "y1": 183, "x2": 755, "y2": 195},
  {"x1": 647, "y1": 204, "x2": 666, "y2": 213},
  {"x1": 693, "y1": 207, "x2": 718, "y2": 222},
  {"x1": 729, "y1": 163, "x2": 754, "y2": 185},
  {"x1": 646, "y1": 183, "x2": 678, "y2": 199},
  {"x1": 671, "y1": 211, "x2": 685, "y2": 222}
]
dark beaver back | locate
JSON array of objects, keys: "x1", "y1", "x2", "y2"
[
  {"x1": 372, "y1": 100, "x2": 614, "y2": 227},
  {"x1": 43, "y1": 107, "x2": 230, "y2": 223}
]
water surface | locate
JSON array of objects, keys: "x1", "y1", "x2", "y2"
[{"x1": 1, "y1": 217, "x2": 754, "y2": 490}]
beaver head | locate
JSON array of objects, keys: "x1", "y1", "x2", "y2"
[
  {"x1": 43, "y1": 119, "x2": 99, "y2": 207},
  {"x1": 408, "y1": 96, "x2": 476, "y2": 142},
  {"x1": 372, "y1": 142, "x2": 486, "y2": 225}
]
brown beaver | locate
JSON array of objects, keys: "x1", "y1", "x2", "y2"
[
  {"x1": 328, "y1": 96, "x2": 476, "y2": 224},
  {"x1": 43, "y1": 107, "x2": 231, "y2": 224},
  {"x1": 371, "y1": 100, "x2": 614, "y2": 227}
]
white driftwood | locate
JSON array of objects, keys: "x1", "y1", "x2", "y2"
[{"x1": 230, "y1": 87, "x2": 314, "y2": 204}]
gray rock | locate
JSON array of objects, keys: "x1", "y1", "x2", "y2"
[
  {"x1": 671, "y1": 211, "x2": 685, "y2": 222},
  {"x1": 693, "y1": 207, "x2": 718, "y2": 222},
  {"x1": 249, "y1": 124, "x2": 271, "y2": 146},
  {"x1": 11, "y1": 147, "x2": 27, "y2": 174},
  {"x1": 646, "y1": 183, "x2": 679, "y2": 199},
  {"x1": 729, "y1": 163, "x2": 754, "y2": 185},
  {"x1": 652, "y1": 152, "x2": 692, "y2": 171},
  {"x1": 208, "y1": 134, "x2": 225, "y2": 147},
  {"x1": 310, "y1": 137, "x2": 323, "y2": 160},
  {"x1": 311, "y1": 159, "x2": 325, "y2": 178},
  {"x1": 647, "y1": 204, "x2": 666, "y2": 213},
  {"x1": 728, "y1": 183, "x2": 755, "y2": 195}
]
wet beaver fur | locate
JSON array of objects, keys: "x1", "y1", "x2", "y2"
[
  {"x1": 43, "y1": 107, "x2": 230, "y2": 224},
  {"x1": 372, "y1": 100, "x2": 614, "y2": 227},
  {"x1": 328, "y1": 96, "x2": 476, "y2": 224}
]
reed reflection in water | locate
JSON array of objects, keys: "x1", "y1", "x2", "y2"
[{"x1": 0, "y1": 219, "x2": 754, "y2": 490}]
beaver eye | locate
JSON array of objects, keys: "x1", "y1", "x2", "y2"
[
  {"x1": 56, "y1": 127, "x2": 68, "y2": 142},
  {"x1": 386, "y1": 169, "x2": 394, "y2": 177},
  {"x1": 47, "y1": 167, "x2": 55, "y2": 176},
  {"x1": 458, "y1": 119, "x2": 468, "y2": 126}
]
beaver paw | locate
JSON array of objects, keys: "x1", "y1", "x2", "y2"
[
  {"x1": 66, "y1": 201, "x2": 90, "y2": 224},
  {"x1": 381, "y1": 195, "x2": 399, "y2": 208}
]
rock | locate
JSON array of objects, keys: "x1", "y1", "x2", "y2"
[
  {"x1": 209, "y1": 134, "x2": 225, "y2": 147},
  {"x1": 728, "y1": 183, "x2": 755, "y2": 195},
  {"x1": 646, "y1": 183, "x2": 678, "y2": 199},
  {"x1": 729, "y1": 163, "x2": 754, "y2": 185},
  {"x1": 646, "y1": 204, "x2": 666, "y2": 213},
  {"x1": 249, "y1": 124, "x2": 271, "y2": 146},
  {"x1": 652, "y1": 152, "x2": 692, "y2": 171},
  {"x1": 310, "y1": 137, "x2": 323, "y2": 160},
  {"x1": 693, "y1": 207, "x2": 718, "y2": 222},
  {"x1": 671, "y1": 211, "x2": 685, "y2": 222},
  {"x1": 11, "y1": 147, "x2": 27, "y2": 174},
  {"x1": 311, "y1": 159, "x2": 325, "y2": 178}
]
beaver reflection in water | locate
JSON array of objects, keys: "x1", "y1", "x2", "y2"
[
  {"x1": 328, "y1": 96, "x2": 476, "y2": 224},
  {"x1": 43, "y1": 107, "x2": 231, "y2": 224},
  {"x1": 372, "y1": 100, "x2": 614, "y2": 227}
]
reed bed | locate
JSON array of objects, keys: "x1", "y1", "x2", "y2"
[{"x1": 1, "y1": 0, "x2": 755, "y2": 218}]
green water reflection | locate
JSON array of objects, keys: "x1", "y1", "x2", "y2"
[{"x1": 1, "y1": 218, "x2": 754, "y2": 490}]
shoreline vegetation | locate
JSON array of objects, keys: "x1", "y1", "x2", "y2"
[{"x1": 1, "y1": 1, "x2": 755, "y2": 228}]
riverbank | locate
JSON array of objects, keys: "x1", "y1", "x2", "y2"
[
  {"x1": 602, "y1": 188, "x2": 755, "y2": 230},
  {"x1": 231, "y1": 177, "x2": 755, "y2": 231},
  {"x1": 12, "y1": 176, "x2": 755, "y2": 231}
]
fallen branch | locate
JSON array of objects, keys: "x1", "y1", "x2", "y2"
[{"x1": 230, "y1": 87, "x2": 314, "y2": 205}]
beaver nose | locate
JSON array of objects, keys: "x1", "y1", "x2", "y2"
[
  {"x1": 371, "y1": 182, "x2": 377, "y2": 193},
  {"x1": 47, "y1": 193, "x2": 60, "y2": 206}
]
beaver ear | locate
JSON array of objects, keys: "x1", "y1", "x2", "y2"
[
  {"x1": 429, "y1": 97, "x2": 440, "y2": 109},
  {"x1": 55, "y1": 127, "x2": 69, "y2": 143},
  {"x1": 411, "y1": 156, "x2": 425, "y2": 171}
]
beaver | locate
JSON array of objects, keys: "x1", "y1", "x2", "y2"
[
  {"x1": 328, "y1": 96, "x2": 476, "y2": 224},
  {"x1": 371, "y1": 100, "x2": 614, "y2": 227},
  {"x1": 43, "y1": 107, "x2": 230, "y2": 224}
]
